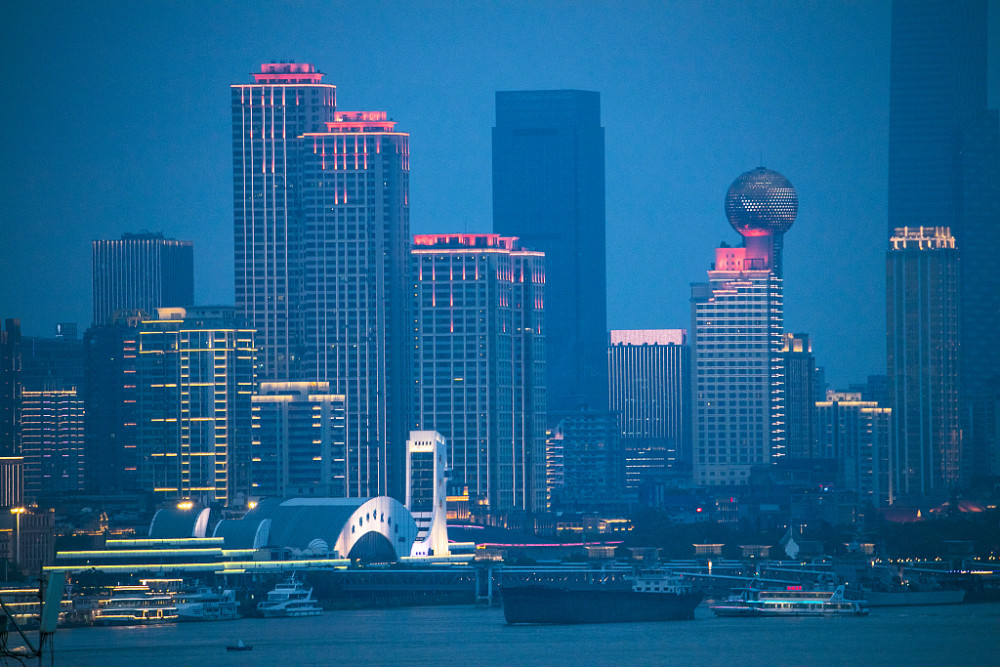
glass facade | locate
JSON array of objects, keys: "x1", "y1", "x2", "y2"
[
  {"x1": 136, "y1": 307, "x2": 255, "y2": 506},
  {"x1": 412, "y1": 234, "x2": 546, "y2": 513},
  {"x1": 887, "y1": 226, "x2": 960, "y2": 496},
  {"x1": 607, "y1": 329, "x2": 689, "y2": 489},
  {"x1": 492, "y1": 90, "x2": 607, "y2": 419},
  {"x1": 233, "y1": 64, "x2": 411, "y2": 499}
]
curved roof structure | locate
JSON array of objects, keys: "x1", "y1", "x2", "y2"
[
  {"x1": 148, "y1": 505, "x2": 211, "y2": 539},
  {"x1": 213, "y1": 496, "x2": 418, "y2": 563}
]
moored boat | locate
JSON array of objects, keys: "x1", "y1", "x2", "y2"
[
  {"x1": 256, "y1": 577, "x2": 322, "y2": 618},
  {"x1": 175, "y1": 586, "x2": 240, "y2": 621},
  {"x1": 710, "y1": 582, "x2": 868, "y2": 617},
  {"x1": 93, "y1": 585, "x2": 178, "y2": 626},
  {"x1": 501, "y1": 569, "x2": 703, "y2": 624}
]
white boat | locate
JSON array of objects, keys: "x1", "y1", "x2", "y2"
[
  {"x1": 710, "y1": 583, "x2": 868, "y2": 617},
  {"x1": 256, "y1": 578, "x2": 322, "y2": 618},
  {"x1": 175, "y1": 587, "x2": 240, "y2": 621},
  {"x1": 94, "y1": 585, "x2": 178, "y2": 626}
]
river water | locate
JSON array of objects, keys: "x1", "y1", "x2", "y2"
[{"x1": 42, "y1": 602, "x2": 1000, "y2": 666}]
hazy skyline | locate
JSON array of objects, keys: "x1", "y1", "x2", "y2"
[{"x1": 2, "y1": 1, "x2": 997, "y2": 388}]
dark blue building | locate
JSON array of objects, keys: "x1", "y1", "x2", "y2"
[
  {"x1": 889, "y1": 0, "x2": 1000, "y2": 486},
  {"x1": 492, "y1": 90, "x2": 608, "y2": 421}
]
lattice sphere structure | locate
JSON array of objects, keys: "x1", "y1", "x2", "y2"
[{"x1": 725, "y1": 167, "x2": 798, "y2": 237}]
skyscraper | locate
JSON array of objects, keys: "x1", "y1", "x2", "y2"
[
  {"x1": 136, "y1": 307, "x2": 255, "y2": 506},
  {"x1": 83, "y1": 311, "x2": 143, "y2": 495},
  {"x1": 781, "y1": 333, "x2": 817, "y2": 460},
  {"x1": 92, "y1": 232, "x2": 193, "y2": 327},
  {"x1": 493, "y1": 90, "x2": 607, "y2": 419},
  {"x1": 815, "y1": 391, "x2": 894, "y2": 508},
  {"x1": 887, "y1": 226, "x2": 960, "y2": 497},
  {"x1": 19, "y1": 389, "x2": 85, "y2": 501},
  {"x1": 233, "y1": 62, "x2": 411, "y2": 499},
  {"x1": 251, "y1": 382, "x2": 347, "y2": 498},
  {"x1": 0, "y1": 319, "x2": 22, "y2": 457},
  {"x1": 547, "y1": 410, "x2": 623, "y2": 509},
  {"x1": 412, "y1": 234, "x2": 546, "y2": 513},
  {"x1": 889, "y1": 0, "x2": 1000, "y2": 487},
  {"x1": 607, "y1": 329, "x2": 689, "y2": 489},
  {"x1": 690, "y1": 168, "x2": 796, "y2": 486}
]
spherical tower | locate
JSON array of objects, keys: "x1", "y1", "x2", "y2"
[{"x1": 724, "y1": 167, "x2": 798, "y2": 277}]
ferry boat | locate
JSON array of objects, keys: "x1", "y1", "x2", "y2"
[
  {"x1": 501, "y1": 569, "x2": 703, "y2": 624},
  {"x1": 0, "y1": 585, "x2": 73, "y2": 628},
  {"x1": 93, "y1": 585, "x2": 179, "y2": 626},
  {"x1": 174, "y1": 587, "x2": 240, "y2": 621},
  {"x1": 256, "y1": 577, "x2": 323, "y2": 618},
  {"x1": 710, "y1": 583, "x2": 868, "y2": 617}
]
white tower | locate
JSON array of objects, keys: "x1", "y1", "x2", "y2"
[{"x1": 406, "y1": 431, "x2": 449, "y2": 557}]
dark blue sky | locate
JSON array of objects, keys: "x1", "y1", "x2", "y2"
[{"x1": 1, "y1": 1, "x2": 993, "y2": 387}]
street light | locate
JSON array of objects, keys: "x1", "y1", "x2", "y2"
[{"x1": 10, "y1": 507, "x2": 26, "y2": 569}]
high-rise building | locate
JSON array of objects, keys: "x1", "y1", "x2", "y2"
[
  {"x1": 136, "y1": 307, "x2": 255, "y2": 507},
  {"x1": 492, "y1": 90, "x2": 607, "y2": 419},
  {"x1": 781, "y1": 333, "x2": 817, "y2": 460},
  {"x1": 412, "y1": 234, "x2": 546, "y2": 513},
  {"x1": 92, "y1": 232, "x2": 194, "y2": 327},
  {"x1": 607, "y1": 329, "x2": 689, "y2": 490},
  {"x1": 233, "y1": 62, "x2": 411, "y2": 499},
  {"x1": 547, "y1": 409, "x2": 623, "y2": 509},
  {"x1": 251, "y1": 382, "x2": 347, "y2": 498},
  {"x1": 21, "y1": 332, "x2": 85, "y2": 393},
  {"x1": 19, "y1": 389, "x2": 85, "y2": 501},
  {"x1": 815, "y1": 391, "x2": 894, "y2": 508},
  {"x1": 1, "y1": 319, "x2": 22, "y2": 457},
  {"x1": 691, "y1": 168, "x2": 797, "y2": 487},
  {"x1": 887, "y1": 226, "x2": 960, "y2": 497},
  {"x1": 889, "y1": 0, "x2": 1000, "y2": 488},
  {"x1": 82, "y1": 311, "x2": 144, "y2": 495}
]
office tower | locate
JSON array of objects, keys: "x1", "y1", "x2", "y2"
[
  {"x1": 890, "y1": 0, "x2": 1000, "y2": 487},
  {"x1": 1, "y1": 319, "x2": 21, "y2": 456},
  {"x1": 887, "y1": 227, "x2": 960, "y2": 497},
  {"x1": 547, "y1": 410, "x2": 622, "y2": 509},
  {"x1": 781, "y1": 333, "x2": 817, "y2": 460},
  {"x1": 82, "y1": 311, "x2": 143, "y2": 495},
  {"x1": 136, "y1": 307, "x2": 255, "y2": 506},
  {"x1": 21, "y1": 333, "x2": 85, "y2": 392},
  {"x1": 493, "y1": 90, "x2": 607, "y2": 419},
  {"x1": 19, "y1": 389, "x2": 85, "y2": 500},
  {"x1": 251, "y1": 382, "x2": 347, "y2": 498},
  {"x1": 412, "y1": 234, "x2": 546, "y2": 513},
  {"x1": 691, "y1": 168, "x2": 796, "y2": 486},
  {"x1": 406, "y1": 430, "x2": 450, "y2": 557},
  {"x1": 233, "y1": 62, "x2": 411, "y2": 499},
  {"x1": 92, "y1": 232, "x2": 194, "y2": 326},
  {"x1": 607, "y1": 329, "x2": 689, "y2": 490},
  {"x1": 0, "y1": 456, "x2": 24, "y2": 507},
  {"x1": 815, "y1": 391, "x2": 894, "y2": 508}
]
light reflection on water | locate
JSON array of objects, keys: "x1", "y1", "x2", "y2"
[{"x1": 47, "y1": 602, "x2": 1000, "y2": 667}]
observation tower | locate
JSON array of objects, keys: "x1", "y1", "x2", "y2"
[{"x1": 724, "y1": 167, "x2": 798, "y2": 277}]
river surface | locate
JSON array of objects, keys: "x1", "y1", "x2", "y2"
[{"x1": 38, "y1": 602, "x2": 1000, "y2": 666}]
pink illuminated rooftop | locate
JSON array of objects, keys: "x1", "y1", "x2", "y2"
[
  {"x1": 610, "y1": 330, "x2": 686, "y2": 346},
  {"x1": 252, "y1": 62, "x2": 324, "y2": 84},
  {"x1": 325, "y1": 111, "x2": 396, "y2": 133},
  {"x1": 413, "y1": 234, "x2": 522, "y2": 251}
]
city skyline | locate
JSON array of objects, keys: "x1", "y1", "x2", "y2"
[{"x1": 3, "y1": 2, "x2": 1000, "y2": 390}]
